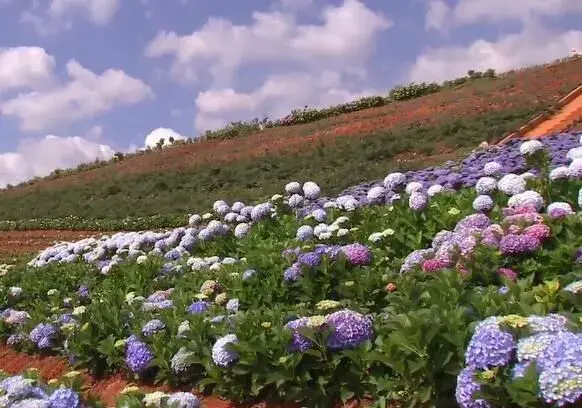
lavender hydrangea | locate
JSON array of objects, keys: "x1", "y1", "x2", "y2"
[
  {"x1": 283, "y1": 263, "x2": 303, "y2": 282},
  {"x1": 408, "y1": 192, "x2": 428, "y2": 212},
  {"x1": 47, "y1": 387, "x2": 80, "y2": 408},
  {"x1": 187, "y1": 301, "x2": 211, "y2": 314},
  {"x1": 475, "y1": 177, "x2": 497, "y2": 195},
  {"x1": 211, "y1": 334, "x2": 239, "y2": 367},
  {"x1": 455, "y1": 367, "x2": 491, "y2": 408},
  {"x1": 297, "y1": 251, "x2": 321, "y2": 268},
  {"x1": 125, "y1": 337, "x2": 154, "y2": 374},
  {"x1": 499, "y1": 234, "x2": 540, "y2": 255},
  {"x1": 472, "y1": 195, "x2": 494, "y2": 212},
  {"x1": 465, "y1": 325, "x2": 516, "y2": 369},
  {"x1": 325, "y1": 309, "x2": 374, "y2": 349}
]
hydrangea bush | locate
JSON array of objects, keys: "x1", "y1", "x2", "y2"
[{"x1": 1, "y1": 132, "x2": 582, "y2": 407}]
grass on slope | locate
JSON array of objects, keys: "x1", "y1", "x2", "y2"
[
  {"x1": 0, "y1": 106, "x2": 542, "y2": 222},
  {"x1": 3, "y1": 56, "x2": 582, "y2": 196}
]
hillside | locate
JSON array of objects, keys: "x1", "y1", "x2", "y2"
[{"x1": 1, "y1": 57, "x2": 582, "y2": 224}]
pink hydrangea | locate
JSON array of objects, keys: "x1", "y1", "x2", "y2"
[
  {"x1": 498, "y1": 267, "x2": 518, "y2": 282},
  {"x1": 421, "y1": 258, "x2": 450, "y2": 273},
  {"x1": 523, "y1": 224, "x2": 551, "y2": 242}
]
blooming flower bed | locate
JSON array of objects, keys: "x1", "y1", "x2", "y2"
[{"x1": 1, "y1": 133, "x2": 582, "y2": 407}]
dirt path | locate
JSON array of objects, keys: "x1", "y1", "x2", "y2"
[
  {"x1": 0, "y1": 230, "x2": 106, "y2": 258},
  {"x1": 525, "y1": 85, "x2": 582, "y2": 137}
]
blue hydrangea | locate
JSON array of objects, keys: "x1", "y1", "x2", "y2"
[
  {"x1": 455, "y1": 367, "x2": 491, "y2": 408},
  {"x1": 125, "y1": 338, "x2": 154, "y2": 373},
  {"x1": 325, "y1": 309, "x2": 374, "y2": 349},
  {"x1": 296, "y1": 225, "x2": 314, "y2": 241},
  {"x1": 284, "y1": 317, "x2": 314, "y2": 353},
  {"x1": 283, "y1": 263, "x2": 303, "y2": 282},
  {"x1": 473, "y1": 195, "x2": 494, "y2": 212},
  {"x1": 465, "y1": 325, "x2": 515, "y2": 369},
  {"x1": 297, "y1": 252, "x2": 321, "y2": 268},
  {"x1": 47, "y1": 387, "x2": 81, "y2": 408},
  {"x1": 539, "y1": 358, "x2": 582, "y2": 406},
  {"x1": 0, "y1": 376, "x2": 34, "y2": 399},
  {"x1": 310, "y1": 209, "x2": 327, "y2": 222},
  {"x1": 211, "y1": 334, "x2": 239, "y2": 367},
  {"x1": 187, "y1": 301, "x2": 211, "y2": 314}
]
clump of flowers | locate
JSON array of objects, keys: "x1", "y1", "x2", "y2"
[
  {"x1": 212, "y1": 334, "x2": 239, "y2": 367},
  {"x1": 457, "y1": 314, "x2": 582, "y2": 407},
  {"x1": 340, "y1": 243, "x2": 373, "y2": 266},
  {"x1": 125, "y1": 335, "x2": 154, "y2": 374}
]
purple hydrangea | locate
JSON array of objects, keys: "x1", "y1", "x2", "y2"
[
  {"x1": 340, "y1": 243, "x2": 373, "y2": 266},
  {"x1": 187, "y1": 301, "x2": 211, "y2": 314},
  {"x1": 284, "y1": 317, "x2": 314, "y2": 353},
  {"x1": 125, "y1": 337, "x2": 154, "y2": 373},
  {"x1": 465, "y1": 325, "x2": 516, "y2": 369},
  {"x1": 499, "y1": 234, "x2": 540, "y2": 255},
  {"x1": 211, "y1": 334, "x2": 239, "y2": 367},
  {"x1": 283, "y1": 263, "x2": 303, "y2": 282},
  {"x1": 325, "y1": 309, "x2": 374, "y2": 349},
  {"x1": 297, "y1": 251, "x2": 321, "y2": 268},
  {"x1": 48, "y1": 387, "x2": 81, "y2": 408},
  {"x1": 28, "y1": 323, "x2": 57, "y2": 349},
  {"x1": 77, "y1": 285, "x2": 89, "y2": 299},
  {"x1": 455, "y1": 367, "x2": 491, "y2": 408},
  {"x1": 408, "y1": 192, "x2": 428, "y2": 212}
]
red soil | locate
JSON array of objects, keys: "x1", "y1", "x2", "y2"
[
  {"x1": 3, "y1": 57, "x2": 582, "y2": 197},
  {"x1": 0, "y1": 344, "x2": 371, "y2": 407},
  {"x1": 0, "y1": 230, "x2": 106, "y2": 257}
]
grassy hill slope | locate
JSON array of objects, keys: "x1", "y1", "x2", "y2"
[{"x1": 1, "y1": 57, "x2": 582, "y2": 226}]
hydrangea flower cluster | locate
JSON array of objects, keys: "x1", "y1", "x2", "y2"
[
  {"x1": 457, "y1": 314, "x2": 582, "y2": 407},
  {"x1": 0, "y1": 375, "x2": 82, "y2": 408}
]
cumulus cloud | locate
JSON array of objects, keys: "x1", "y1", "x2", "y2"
[
  {"x1": 145, "y1": 0, "x2": 391, "y2": 86},
  {"x1": 195, "y1": 71, "x2": 380, "y2": 131},
  {"x1": 426, "y1": 0, "x2": 582, "y2": 32},
  {"x1": 21, "y1": 0, "x2": 120, "y2": 35},
  {"x1": 409, "y1": 23, "x2": 582, "y2": 83},
  {"x1": 0, "y1": 47, "x2": 55, "y2": 93},
  {"x1": 1, "y1": 59, "x2": 153, "y2": 132},
  {"x1": 144, "y1": 127, "x2": 187, "y2": 148},
  {"x1": 0, "y1": 134, "x2": 115, "y2": 187}
]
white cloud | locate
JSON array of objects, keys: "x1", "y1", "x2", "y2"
[
  {"x1": 1, "y1": 59, "x2": 153, "y2": 132},
  {"x1": 0, "y1": 47, "x2": 55, "y2": 93},
  {"x1": 426, "y1": 0, "x2": 582, "y2": 32},
  {"x1": 144, "y1": 127, "x2": 187, "y2": 148},
  {"x1": 409, "y1": 24, "x2": 582, "y2": 83},
  {"x1": 21, "y1": 0, "x2": 120, "y2": 35},
  {"x1": 0, "y1": 134, "x2": 115, "y2": 187},
  {"x1": 145, "y1": 0, "x2": 391, "y2": 86},
  {"x1": 195, "y1": 71, "x2": 379, "y2": 131},
  {"x1": 425, "y1": 0, "x2": 450, "y2": 31}
]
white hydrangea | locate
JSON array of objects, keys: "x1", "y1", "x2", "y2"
[
  {"x1": 427, "y1": 184, "x2": 444, "y2": 197},
  {"x1": 475, "y1": 177, "x2": 497, "y2": 195},
  {"x1": 302, "y1": 181, "x2": 321, "y2": 200},
  {"x1": 285, "y1": 181, "x2": 302, "y2": 195},
  {"x1": 519, "y1": 140, "x2": 544, "y2": 156},
  {"x1": 566, "y1": 146, "x2": 582, "y2": 161},
  {"x1": 549, "y1": 166, "x2": 571, "y2": 181},
  {"x1": 405, "y1": 181, "x2": 423, "y2": 195},
  {"x1": 483, "y1": 161, "x2": 503, "y2": 176},
  {"x1": 498, "y1": 174, "x2": 526, "y2": 195},
  {"x1": 367, "y1": 186, "x2": 385, "y2": 203},
  {"x1": 383, "y1": 172, "x2": 406, "y2": 190},
  {"x1": 507, "y1": 190, "x2": 544, "y2": 211}
]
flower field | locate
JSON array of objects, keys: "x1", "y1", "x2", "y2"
[{"x1": 1, "y1": 132, "x2": 582, "y2": 407}]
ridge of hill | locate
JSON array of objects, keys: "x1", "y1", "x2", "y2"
[{"x1": 1, "y1": 56, "x2": 582, "y2": 228}]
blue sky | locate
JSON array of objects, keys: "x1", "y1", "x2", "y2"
[{"x1": 0, "y1": 0, "x2": 581, "y2": 186}]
